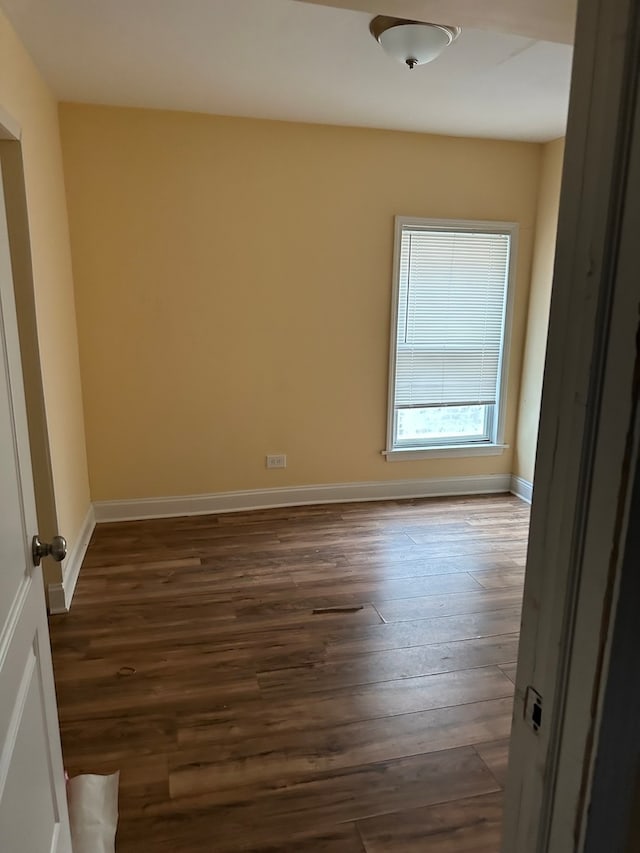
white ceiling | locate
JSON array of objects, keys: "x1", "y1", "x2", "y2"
[
  {"x1": 298, "y1": 0, "x2": 576, "y2": 45},
  {"x1": 0, "y1": 0, "x2": 574, "y2": 142}
]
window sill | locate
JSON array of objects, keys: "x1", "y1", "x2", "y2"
[{"x1": 383, "y1": 444, "x2": 509, "y2": 461}]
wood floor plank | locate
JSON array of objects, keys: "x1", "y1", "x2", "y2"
[
  {"x1": 53, "y1": 644, "x2": 255, "y2": 684},
  {"x1": 257, "y1": 634, "x2": 519, "y2": 696},
  {"x1": 118, "y1": 821, "x2": 368, "y2": 853},
  {"x1": 366, "y1": 568, "x2": 490, "y2": 594},
  {"x1": 59, "y1": 713, "x2": 176, "y2": 761},
  {"x1": 293, "y1": 553, "x2": 520, "y2": 582},
  {"x1": 499, "y1": 662, "x2": 518, "y2": 683},
  {"x1": 344, "y1": 541, "x2": 500, "y2": 566},
  {"x1": 324, "y1": 607, "x2": 522, "y2": 658},
  {"x1": 470, "y1": 566, "x2": 527, "y2": 590},
  {"x1": 147, "y1": 748, "x2": 500, "y2": 838},
  {"x1": 71, "y1": 572, "x2": 298, "y2": 606},
  {"x1": 291, "y1": 571, "x2": 486, "y2": 600},
  {"x1": 226, "y1": 569, "x2": 483, "y2": 615},
  {"x1": 244, "y1": 823, "x2": 367, "y2": 853},
  {"x1": 177, "y1": 666, "x2": 515, "y2": 747},
  {"x1": 169, "y1": 697, "x2": 513, "y2": 798},
  {"x1": 406, "y1": 528, "x2": 525, "y2": 546},
  {"x1": 475, "y1": 739, "x2": 511, "y2": 787},
  {"x1": 357, "y1": 790, "x2": 503, "y2": 852},
  {"x1": 54, "y1": 665, "x2": 261, "y2": 721},
  {"x1": 375, "y1": 588, "x2": 523, "y2": 623},
  {"x1": 76, "y1": 556, "x2": 203, "y2": 577},
  {"x1": 49, "y1": 494, "x2": 527, "y2": 851}
]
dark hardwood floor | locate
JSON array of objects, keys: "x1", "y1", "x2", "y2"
[{"x1": 49, "y1": 493, "x2": 529, "y2": 852}]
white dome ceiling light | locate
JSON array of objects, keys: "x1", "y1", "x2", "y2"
[{"x1": 370, "y1": 16, "x2": 461, "y2": 70}]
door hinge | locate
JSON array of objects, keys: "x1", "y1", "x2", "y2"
[{"x1": 525, "y1": 685, "x2": 543, "y2": 733}]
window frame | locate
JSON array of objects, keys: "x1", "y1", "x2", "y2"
[
  {"x1": 384, "y1": 216, "x2": 518, "y2": 461},
  {"x1": 393, "y1": 403, "x2": 494, "y2": 449}
]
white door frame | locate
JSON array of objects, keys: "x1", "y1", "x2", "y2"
[{"x1": 503, "y1": 0, "x2": 640, "y2": 849}]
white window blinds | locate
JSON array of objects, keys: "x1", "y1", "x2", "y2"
[{"x1": 394, "y1": 226, "x2": 511, "y2": 410}]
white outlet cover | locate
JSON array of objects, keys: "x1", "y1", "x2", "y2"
[{"x1": 266, "y1": 454, "x2": 287, "y2": 468}]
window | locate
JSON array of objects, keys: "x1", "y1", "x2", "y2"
[{"x1": 385, "y1": 217, "x2": 516, "y2": 459}]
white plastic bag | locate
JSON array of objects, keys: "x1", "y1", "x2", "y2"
[{"x1": 67, "y1": 772, "x2": 119, "y2": 853}]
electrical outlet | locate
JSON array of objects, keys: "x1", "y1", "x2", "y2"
[{"x1": 266, "y1": 454, "x2": 287, "y2": 469}]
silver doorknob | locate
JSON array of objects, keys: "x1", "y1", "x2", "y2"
[{"x1": 32, "y1": 535, "x2": 67, "y2": 566}]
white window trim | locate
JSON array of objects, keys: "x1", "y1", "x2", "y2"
[
  {"x1": 384, "y1": 216, "x2": 519, "y2": 460},
  {"x1": 383, "y1": 443, "x2": 509, "y2": 461}
]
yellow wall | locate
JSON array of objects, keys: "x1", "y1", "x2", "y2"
[
  {"x1": 514, "y1": 138, "x2": 564, "y2": 483},
  {"x1": 59, "y1": 103, "x2": 542, "y2": 501},
  {"x1": 0, "y1": 11, "x2": 91, "y2": 579}
]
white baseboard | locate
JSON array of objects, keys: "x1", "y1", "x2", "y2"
[
  {"x1": 93, "y1": 474, "x2": 513, "y2": 523},
  {"x1": 510, "y1": 474, "x2": 533, "y2": 504},
  {"x1": 48, "y1": 505, "x2": 96, "y2": 615}
]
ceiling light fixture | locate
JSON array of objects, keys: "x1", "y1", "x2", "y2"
[{"x1": 370, "y1": 16, "x2": 460, "y2": 70}]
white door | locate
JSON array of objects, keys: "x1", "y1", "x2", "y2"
[{"x1": 0, "y1": 156, "x2": 72, "y2": 850}]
